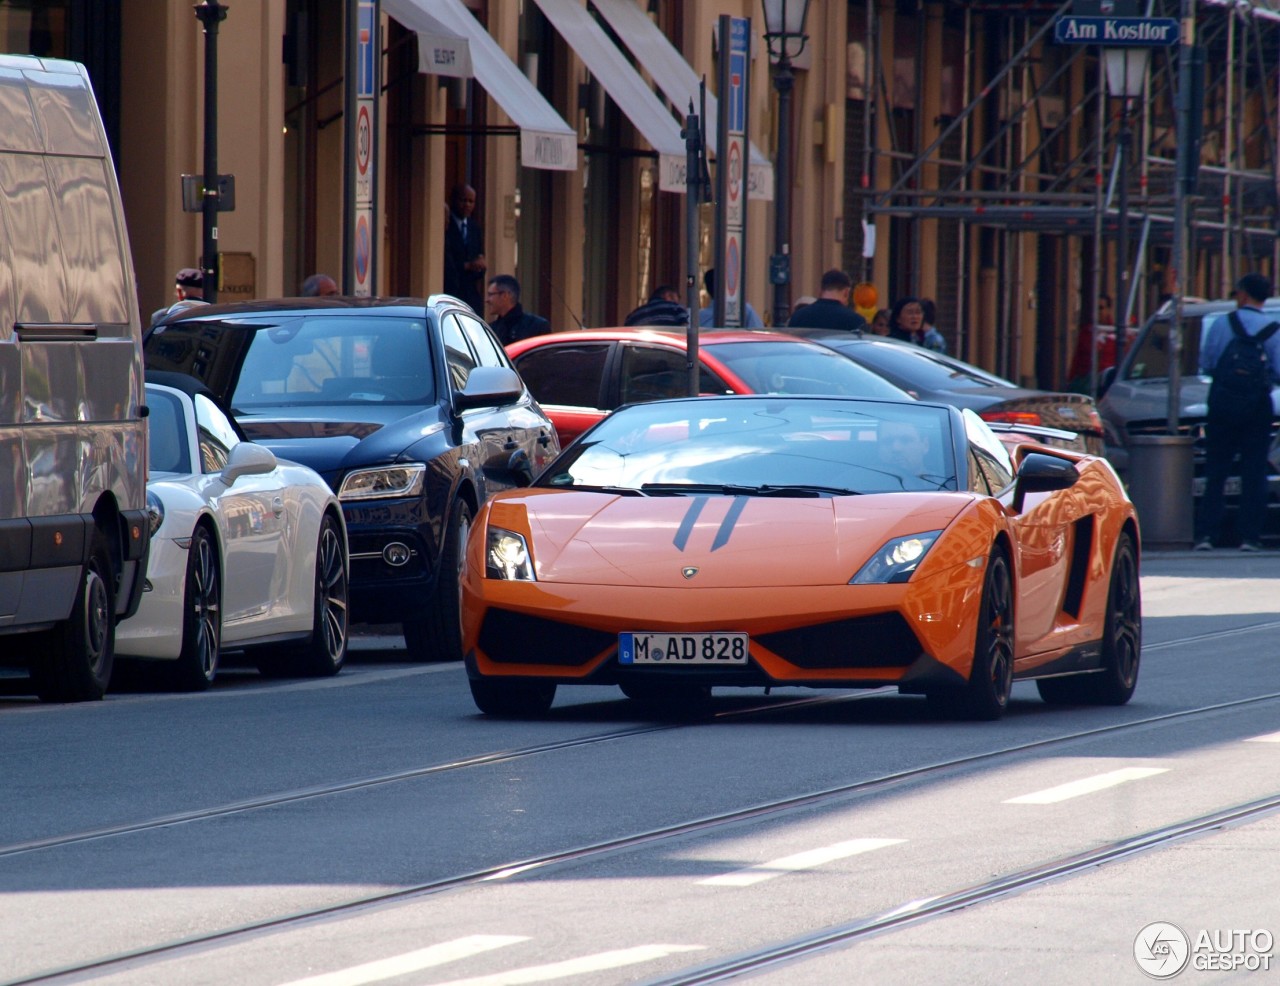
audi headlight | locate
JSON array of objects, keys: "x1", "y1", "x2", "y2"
[
  {"x1": 146, "y1": 490, "x2": 165, "y2": 536},
  {"x1": 486, "y1": 527, "x2": 535, "y2": 581},
  {"x1": 851, "y1": 530, "x2": 942, "y2": 584},
  {"x1": 338, "y1": 463, "x2": 426, "y2": 501}
]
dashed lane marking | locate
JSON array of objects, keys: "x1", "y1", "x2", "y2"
[
  {"x1": 1003, "y1": 766, "x2": 1169, "y2": 804},
  {"x1": 697, "y1": 837, "x2": 906, "y2": 887},
  {"x1": 277, "y1": 935, "x2": 528, "y2": 986}
]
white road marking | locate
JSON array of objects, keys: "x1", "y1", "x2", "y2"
[
  {"x1": 1245, "y1": 730, "x2": 1280, "y2": 743},
  {"x1": 431, "y1": 945, "x2": 704, "y2": 985},
  {"x1": 697, "y1": 837, "x2": 905, "y2": 887},
  {"x1": 277, "y1": 935, "x2": 528, "y2": 986},
  {"x1": 1003, "y1": 767, "x2": 1169, "y2": 804}
]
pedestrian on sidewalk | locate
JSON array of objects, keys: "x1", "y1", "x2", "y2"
[{"x1": 1195, "y1": 272, "x2": 1280, "y2": 552}]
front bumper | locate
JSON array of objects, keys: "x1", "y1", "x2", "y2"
[{"x1": 462, "y1": 564, "x2": 986, "y2": 691}]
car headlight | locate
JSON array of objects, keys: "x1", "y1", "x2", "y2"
[
  {"x1": 146, "y1": 490, "x2": 165, "y2": 536},
  {"x1": 338, "y1": 463, "x2": 426, "y2": 500},
  {"x1": 486, "y1": 527, "x2": 535, "y2": 581},
  {"x1": 851, "y1": 530, "x2": 942, "y2": 584}
]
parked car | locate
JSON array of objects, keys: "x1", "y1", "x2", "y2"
[
  {"x1": 1099, "y1": 297, "x2": 1280, "y2": 536},
  {"x1": 505, "y1": 328, "x2": 913, "y2": 445},
  {"x1": 462, "y1": 395, "x2": 1140, "y2": 720},
  {"x1": 143, "y1": 296, "x2": 559, "y2": 661},
  {"x1": 117, "y1": 376, "x2": 349, "y2": 687},
  {"x1": 781, "y1": 328, "x2": 1104, "y2": 455}
]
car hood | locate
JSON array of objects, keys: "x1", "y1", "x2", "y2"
[
  {"x1": 231, "y1": 403, "x2": 444, "y2": 476},
  {"x1": 491, "y1": 490, "x2": 970, "y2": 587}
]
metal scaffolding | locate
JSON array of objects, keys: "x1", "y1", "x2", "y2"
[{"x1": 850, "y1": 0, "x2": 1280, "y2": 386}]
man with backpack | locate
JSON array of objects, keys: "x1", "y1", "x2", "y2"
[{"x1": 1195, "y1": 273, "x2": 1280, "y2": 551}]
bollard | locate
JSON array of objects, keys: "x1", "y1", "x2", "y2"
[{"x1": 1126, "y1": 435, "x2": 1196, "y2": 549}]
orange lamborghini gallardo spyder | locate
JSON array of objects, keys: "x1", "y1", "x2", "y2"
[{"x1": 461, "y1": 396, "x2": 1141, "y2": 721}]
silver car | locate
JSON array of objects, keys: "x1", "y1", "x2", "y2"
[{"x1": 1099, "y1": 297, "x2": 1280, "y2": 532}]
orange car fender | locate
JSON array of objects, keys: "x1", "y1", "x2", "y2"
[{"x1": 905, "y1": 496, "x2": 1012, "y2": 676}]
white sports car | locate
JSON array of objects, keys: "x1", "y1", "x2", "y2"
[{"x1": 117, "y1": 375, "x2": 350, "y2": 688}]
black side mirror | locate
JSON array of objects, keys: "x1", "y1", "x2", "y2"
[
  {"x1": 455, "y1": 366, "x2": 523, "y2": 412},
  {"x1": 1012, "y1": 451, "x2": 1079, "y2": 513}
]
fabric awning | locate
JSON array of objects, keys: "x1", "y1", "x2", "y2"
[
  {"x1": 592, "y1": 0, "x2": 774, "y2": 201},
  {"x1": 531, "y1": 0, "x2": 688, "y2": 192},
  {"x1": 382, "y1": 0, "x2": 472, "y2": 78},
  {"x1": 387, "y1": 0, "x2": 578, "y2": 171}
]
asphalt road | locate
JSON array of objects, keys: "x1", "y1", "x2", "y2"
[{"x1": 0, "y1": 548, "x2": 1277, "y2": 986}]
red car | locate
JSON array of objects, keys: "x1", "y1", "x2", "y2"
[{"x1": 506, "y1": 328, "x2": 913, "y2": 446}]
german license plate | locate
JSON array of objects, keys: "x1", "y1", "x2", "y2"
[
  {"x1": 619, "y1": 632, "x2": 749, "y2": 665},
  {"x1": 1191, "y1": 476, "x2": 1241, "y2": 497}
]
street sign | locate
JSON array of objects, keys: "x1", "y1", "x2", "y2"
[
  {"x1": 714, "y1": 15, "x2": 750, "y2": 328},
  {"x1": 1054, "y1": 16, "x2": 1179, "y2": 46}
]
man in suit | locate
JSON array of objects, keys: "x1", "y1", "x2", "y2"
[{"x1": 443, "y1": 183, "x2": 486, "y2": 312}]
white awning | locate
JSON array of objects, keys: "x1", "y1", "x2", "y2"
[
  {"x1": 531, "y1": 0, "x2": 688, "y2": 192},
  {"x1": 388, "y1": 0, "x2": 577, "y2": 171},
  {"x1": 383, "y1": 0, "x2": 473, "y2": 77},
  {"x1": 592, "y1": 0, "x2": 774, "y2": 201}
]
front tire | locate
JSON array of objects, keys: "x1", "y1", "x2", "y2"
[
  {"x1": 171, "y1": 524, "x2": 220, "y2": 691},
  {"x1": 258, "y1": 514, "x2": 348, "y2": 678},
  {"x1": 1038, "y1": 530, "x2": 1140, "y2": 706},
  {"x1": 403, "y1": 499, "x2": 471, "y2": 662},
  {"x1": 931, "y1": 547, "x2": 1014, "y2": 721},
  {"x1": 31, "y1": 530, "x2": 116, "y2": 702},
  {"x1": 469, "y1": 678, "x2": 556, "y2": 717}
]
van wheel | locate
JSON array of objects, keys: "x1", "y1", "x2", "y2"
[
  {"x1": 171, "y1": 525, "x2": 221, "y2": 691},
  {"x1": 31, "y1": 531, "x2": 116, "y2": 702},
  {"x1": 403, "y1": 499, "x2": 471, "y2": 662}
]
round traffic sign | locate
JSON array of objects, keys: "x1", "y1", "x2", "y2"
[
  {"x1": 356, "y1": 105, "x2": 372, "y2": 176},
  {"x1": 355, "y1": 213, "x2": 371, "y2": 287},
  {"x1": 728, "y1": 141, "x2": 743, "y2": 204}
]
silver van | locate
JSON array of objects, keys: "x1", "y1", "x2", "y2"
[
  {"x1": 1099, "y1": 297, "x2": 1280, "y2": 533},
  {"x1": 0, "y1": 56, "x2": 149, "y2": 700}
]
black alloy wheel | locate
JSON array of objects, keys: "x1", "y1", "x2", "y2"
[
  {"x1": 258, "y1": 513, "x2": 349, "y2": 677},
  {"x1": 930, "y1": 546, "x2": 1014, "y2": 721},
  {"x1": 172, "y1": 524, "x2": 221, "y2": 691},
  {"x1": 403, "y1": 498, "x2": 472, "y2": 662}
]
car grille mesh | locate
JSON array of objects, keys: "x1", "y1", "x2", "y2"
[
  {"x1": 479, "y1": 609, "x2": 616, "y2": 666},
  {"x1": 756, "y1": 613, "x2": 923, "y2": 669}
]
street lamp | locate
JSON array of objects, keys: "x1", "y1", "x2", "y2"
[
  {"x1": 1103, "y1": 45, "x2": 1148, "y2": 372},
  {"x1": 761, "y1": 0, "x2": 811, "y2": 326},
  {"x1": 194, "y1": 1, "x2": 228, "y2": 303}
]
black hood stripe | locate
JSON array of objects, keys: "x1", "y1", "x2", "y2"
[
  {"x1": 672, "y1": 496, "x2": 708, "y2": 552},
  {"x1": 711, "y1": 496, "x2": 748, "y2": 552}
]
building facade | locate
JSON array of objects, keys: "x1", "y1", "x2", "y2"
[{"x1": 4, "y1": 0, "x2": 1278, "y2": 390}]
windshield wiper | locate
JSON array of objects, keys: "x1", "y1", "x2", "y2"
[
  {"x1": 546, "y1": 483, "x2": 647, "y2": 496},
  {"x1": 639, "y1": 483, "x2": 861, "y2": 497}
]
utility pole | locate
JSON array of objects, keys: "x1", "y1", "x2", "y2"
[{"x1": 194, "y1": 1, "x2": 228, "y2": 303}]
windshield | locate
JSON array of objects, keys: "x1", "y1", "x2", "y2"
[
  {"x1": 233, "y1": 316, "x2": 435, "y2": 406},
  {"x1": 538, "y1": 397, "x2": 958, "y2": 494},
  {"x1": 1125, "y1": 312, "x2": 1214, "y2": 381},
  {"x1": 148, "y1": 315, "x2": 437, "y2": 407},
  {"x1": 703, "y1": 341, "x2": 912, "y2": 400}
]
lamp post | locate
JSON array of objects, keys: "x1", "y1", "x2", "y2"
[
  {"x1": 1103, "y1": 46, "x2": 1148, "y2": 373},
  {"x1": 194, "y1": 1, "x2": 228, "y2": 303},
  {"x1": 761, "y1": 0, "x2": 810, "y2": 326}
]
